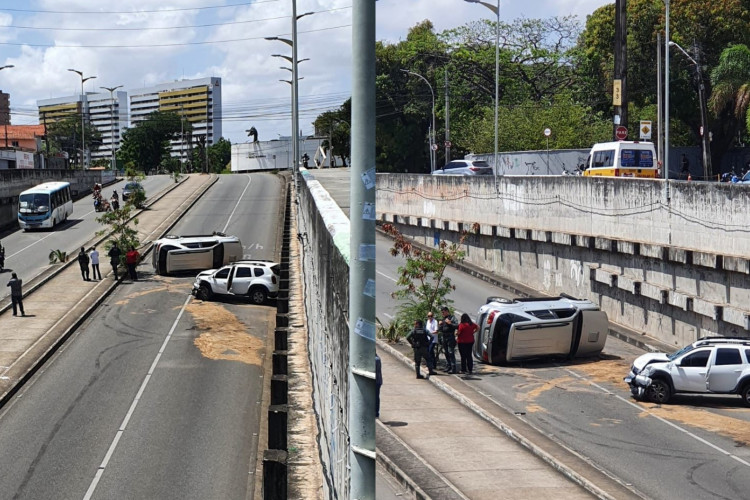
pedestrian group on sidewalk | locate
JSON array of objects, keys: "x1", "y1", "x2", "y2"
[{"x1": 407, "y1": 306, "x2": 477, "y2": 378}]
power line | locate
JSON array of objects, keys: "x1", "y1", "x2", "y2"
[
  {"x1": 0, "y1": 24, "x2": 351, "y2": 48},
  {"x1": 0, "y1": 1, "x2": 273, "y2": 15}
]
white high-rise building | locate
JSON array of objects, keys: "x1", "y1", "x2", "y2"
[
  {"x1": 129, "y1": 77, "x2": 222, "y2": 162},
  {"x1": 38, "y1": 91, "x2": 127, "y2": 168}
]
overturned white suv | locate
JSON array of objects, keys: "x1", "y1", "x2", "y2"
[
  {"x1": 192, "y1": 260, "x2": 280, "y2": 305},
  {"x1": 625, "y1": 337, "x2": 750, "y2": 406}
]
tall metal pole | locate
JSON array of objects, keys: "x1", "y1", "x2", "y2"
[
  {"x1": 657, "y1": 32, "x2": 663, "y2": 168},
  {"x1": 400, "y1": 69, "x2": 435, "y2": 173},
  {"x1": 444, "y1": 68, "x2": 450, "y2": 164},
  {"x1": 206, "y1": 84, "x2": 211, "y2": 174},
  {"x1": 350, "y1": 0, "x2": 376, "y2": 497},
  {"x1": 291, "y1": 0, "x2": 299, "y2": 188},
  {"x1": 664, "y1": 0, "x2": 670, "y2": 179},
  {"x1": 101, "y1": 85, "x2": 122, "y2": 171},
  {"x1": 0, "y1": 65, "x2": 14, "y2": 150},
  {"x1": 68, "y1": 69, "x2": 96, "y2": 169}
]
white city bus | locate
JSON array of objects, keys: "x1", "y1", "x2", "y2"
[{"x1": 18, "y1": 181, "x2": 74, "y2": 230}]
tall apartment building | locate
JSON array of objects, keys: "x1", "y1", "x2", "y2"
[
  {"x1": 38, "y1": 91, "x2": 127, "y2": 167},
  {"x1": 129, "y1": 77, "x2": 222, "y2": 161}
]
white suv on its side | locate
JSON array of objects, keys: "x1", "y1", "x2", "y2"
[
  {"x1": 192, "y1": 260, "x2": 280, "y2": 305},
  {"x1": 625, "y1": 337, "x2": 750, "y2": 405}
]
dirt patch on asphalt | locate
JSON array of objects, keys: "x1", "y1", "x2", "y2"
[
  {"x1": 639, "y1": 406, "x2": 750, "y2": 446},
  {"x1": 569, "y1": 358, "x2": 631, "y2": 388},
  {"x1": 186, "y1": 301, "x2": 265, "y2": 365},
  {"x1": 114, "y1": 276, "x2": 191, "y2": 305}
]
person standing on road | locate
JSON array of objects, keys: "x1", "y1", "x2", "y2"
[
  {"x1": 90, "y1": 246, "x2": 102, "y2": 280},
  {"x1": 108, "y1": 242, "x2": 122, "y2": 280},
  {"x1": 457, "y1": 313, "x2": 478, "y2": 375},
  {"x1": 405, "y1": 319, "x2": 434, "y2": 379},
  {"x1": 439, "y1": 306, "x2": 458, "y2": 374},
  {"x1": 77, "y1": 247, "x2": 90, "y2": 281},
  {"x1": 425, "y1": 311, "x2": 439, "y2": 373},
  {"x1": 125, "y1": 246, "x2": 139, "y2": 281},
  {"x1": 7, "y1": 272, "x2": 25, "y2": 317}
]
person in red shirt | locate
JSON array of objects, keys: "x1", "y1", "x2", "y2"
[
  {"x1": 456, "y1": 313, "x2": 478, "y2": 374},
  {"x1": 125, "y1": 246, "x2": 140, "y2": 281}
]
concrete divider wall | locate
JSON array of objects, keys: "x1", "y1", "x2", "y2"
[
  {"x1": 297, "y1": 172, "x2": 351, "y2": 499},
  {"x1": 377, "y1": 174, "x2": 750, "y2": 347}
]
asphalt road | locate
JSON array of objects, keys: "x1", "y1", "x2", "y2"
[
  {"x1": 376, "y1": 232, "x2": 750, "y2": 500},
  {"x1": 0, "y1": 173, "x2": 283, "y2": 499},
  {"x1": 0, "y1": 175, "x2": 174, "y2": 301}
]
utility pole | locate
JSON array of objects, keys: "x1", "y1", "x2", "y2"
[
  {"x1": 613, "y1": 0, "x2": 628, "y2": 139},
  {"x1": 444, "y1": 69, "x2": 450, "y2": 165},
  {"x1": 657, "y1": 32, "x2": 663, "y2": 168},
  {"x1": 694, "y1": 41, "x2": 712, "y2": 179},
  {"x1": 350, "y1": 0, "x2": 376, "y2": 497}
]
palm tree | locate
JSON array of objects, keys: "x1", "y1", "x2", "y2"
[{"x1": 709, "y1": 44, "x2": 750, "y2": 133}]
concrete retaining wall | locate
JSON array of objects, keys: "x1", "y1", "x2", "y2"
[
  {"x1": 297, "y1": 171, "x2": 351, "y2": 499},
  {"x1": 377, "y1": 174, "x2": 750, "y2": 347}
]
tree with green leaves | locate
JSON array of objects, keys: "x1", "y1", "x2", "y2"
[
  {"x1": 313, "y1": 100, "x2": 351, "y2": 167},
  {"x1": 710, "y1": 44, "x2": 750, "y2": 149},
  {"x1": 191, "y1": 137, "x2": 232, "y2": 173},
  {"x1": 45, "y1": 115, "x2": 102, "y2": 169},
  {"x1": 96, "y1": 204, "x2": 140, "y2": 271},
  {"x1": 382, "y1": 222, "x2": 477, "y2": 327},
  {"x1": 117, "y1": 111, "x2": 189, "y2": 172}
]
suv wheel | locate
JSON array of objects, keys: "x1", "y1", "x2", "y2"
[
  {"x1": 741, "y1": 384, "x2": 750, "y2": 407},
  {"x1": 248, "y1": 286, "x2": 267, "y2": 305},
  {"x1": 647, "y1": 378, "x2": 672, "y2": 404},
  {"x1": 197, "y1": 283, "x2": 212, "y2": 301}
]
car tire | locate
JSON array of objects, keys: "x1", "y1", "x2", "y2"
[
  {"x1": 741, "y1": 384, "x2": 750, "y2": 407},
  {"x1": 647, "y1": 378, "x2": 672, "y2": 404},
  {"x1": 197, "y1": 284, "x2": 212, "y2": 301},
  {"x1": 248, "y1": 286, "x2": 267, "y2": 305}
]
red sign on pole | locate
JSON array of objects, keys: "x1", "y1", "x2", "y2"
[{"x1": 615, "y1": 126, "x2": 628, "y2": 141}]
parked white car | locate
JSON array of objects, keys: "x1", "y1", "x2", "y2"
[
  {"x1": 192, "y1": 260, "x2": 280, "y2": 305},
  {"x1": 625, "y1": 337, "x2": 750, "y2": 405},
  {"x1": 152, "y1": 233, "x2": 243, "y2": 275}
]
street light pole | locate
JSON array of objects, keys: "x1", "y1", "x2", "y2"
[
  {"x1": 465, "y1": 0, "x2": 499, "y2": 181},
  {"x1": 664, "y1": 0, "x2": 670, "y2": 179},
  {"x1": 0, "y1": 65, "x2": 14, "y2": 149},
  {"x1": 401, "y1": 69, "x2": 436, "y2": 173},
  {"x1": 669, "y1": 40, "x2": 712, "y2": 179},
  {"x1": 68, "y1": 69, "x2": 96, "y2": 169},
  {"x1": 100, "y1": 85, "x2": 123, "y2": 171}
]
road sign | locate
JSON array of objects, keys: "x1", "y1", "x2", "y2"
[
  {"x1": 543, "y1": 128, "x2": 551, "y2": 137},
  {"x1": 431, "y1": 144, "x2": 438, "y2": 151},
  {"x1": 640, "y1": 121, "x2": 652, "y2": 140},
  {"x1": 615, "y1": 126, "x2": 628, "y2": 141},
  {"x1": 444, "y1": 140, "x2": 452, "y2": 148}
]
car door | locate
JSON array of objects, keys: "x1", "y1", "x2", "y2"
[
  {"x1": 706, "y1": 348, "x2": 744, "y2": 393},
  {"x1": 671, "y1": 349, "x2": 711, "y2": 393},
  {"x1": 230, "y1": 266, "x2": 253, "y2": 295},
  {"x1": 212, "y1": 267, "x2": 231, "y2": 295}
]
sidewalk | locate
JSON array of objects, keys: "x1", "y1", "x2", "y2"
[
  {"x1": 0, "y1": 174, "x2": 217, "y2": 404},
  {"x1": 376, "y1": 343, "x2": 595, "y2": 500}
]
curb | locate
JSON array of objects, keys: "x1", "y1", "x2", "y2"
[
  {"x1": 0, "y1": 174, "x2": 218, "y2": 408},
  {"x1": 377, "y1": 339, "x2": 634, "y2": 500},
  {"x1": 375, "y1": 423, "x2": 431, "y2": 500}
]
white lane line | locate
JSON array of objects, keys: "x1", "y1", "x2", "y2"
[
  {"x1": 83, "y1": 294, "x2": 192, "y2": 500},
  {"x1": 376, "y1": 270, "x2": 397, "y2": 282},
  {"x1": 222, "y1": 174, "x2": 253, "y2": 234},
  {"x1": 561, "y1": 367, "x2": 750, "y2": 469}
]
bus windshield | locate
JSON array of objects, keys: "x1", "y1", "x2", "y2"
[{"x1": 19, "y1": 193, "x2": 50, "y2": 214}]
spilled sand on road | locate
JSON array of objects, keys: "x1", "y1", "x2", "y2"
[
  {"x1": 186, "y1": 301, "x2": 265, "y2": 365},
  {"x1": 113, "y1": 276, "x2": 191, "y2": 306},
  {"x1": 571, "y1": 358, "x2": 750, "y2": 446}
]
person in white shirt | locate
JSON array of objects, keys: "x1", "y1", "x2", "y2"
[
  {"x1": 90, "y1": 246, "x2": 102, "y2": 280},
  {"x1": 425, "y1": 311, "x2": 440, "y2": 372}
]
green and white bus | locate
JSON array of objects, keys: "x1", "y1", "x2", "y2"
[{"x1": 18, "y1": 181, "x2": 73, "y2": 230}]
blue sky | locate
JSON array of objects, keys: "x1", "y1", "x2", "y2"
[{"x1": 0, "y1": 1, "x2": 611, "y2": 144}]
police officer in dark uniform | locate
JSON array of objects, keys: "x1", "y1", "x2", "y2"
[
  {"x1": 405, "y1": 319, "x2": 434, "y2": 379},
  {"x1": 440, "y1": 306, "x2": 458, "y2": 374}
]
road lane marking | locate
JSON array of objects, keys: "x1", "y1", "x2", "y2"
[
  {"x1": 376, "y1": 271, "x2": 396, "y2": 282},
  {"x1": 561, "y1": 367, "x2": 750, "y2": 469},
  {"x1": 222, "y1": 174, "x2": 252, "y2": 234},
  {"x1": 83, "y1": 294, "x2": 192, "y2": 500}
]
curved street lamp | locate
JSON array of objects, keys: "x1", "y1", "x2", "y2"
[
  {"x1": 100, "y1": 85, "x2": 123, "y2": 171},
  {"x1": 68, "y1": 68, "x2": 96, "y2": 169},
  {"x1": 401, "y1": 69, "x2": 436, "y2": 173},
  {"x1": 464, "y1": 0, "x2": 499, "y2": 178}
]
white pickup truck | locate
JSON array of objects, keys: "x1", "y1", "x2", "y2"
[{"x1": 625, "y1": 337, "x2": 750, "y2": 405}]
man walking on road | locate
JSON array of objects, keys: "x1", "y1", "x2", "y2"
[
  {"x1": 7, "y1": 272, "x2": 25, "y2": 316},
  {"x1": 77, "y1": 247, "x2": 90, "y2": 281},
  {"x1": 108, "y1": 242, "x2": 122, "y2": 280},
  {"x1": 90, "y1": 246, "x2": 102, "y2": 280}
]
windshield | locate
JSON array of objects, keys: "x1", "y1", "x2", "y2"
[
  {"x1": 743, "y1": 171, "x2": 750, "y2": 182},
  {"x1": 19, "y1": 193, "x2": 50, "y2": 214},
  {"x1": 667, "y1": 343, "x2": 696, "y2": 361}
]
